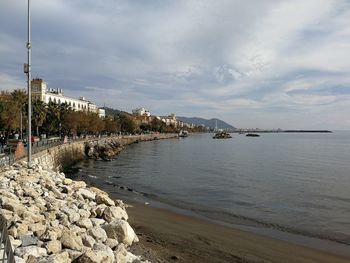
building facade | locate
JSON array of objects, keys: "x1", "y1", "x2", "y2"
[
  {"x1": 31, "y1": 79, "x2": 104, "y2": 116},
  {"x1": 132, "y1": 107, "x2": 151, "y2": 117}
]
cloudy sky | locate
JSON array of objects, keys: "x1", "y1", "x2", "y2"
[{"x1": 1, "y1": 0, "x2": 350, "y2": 129}]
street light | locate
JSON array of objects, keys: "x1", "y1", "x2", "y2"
[{"x1": 24, "y1": 0, "x2": 32, "y2": 167}]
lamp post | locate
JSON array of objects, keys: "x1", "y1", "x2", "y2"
[{"x1": 24, "y1": 0, "x2": 32, "y2": 167}]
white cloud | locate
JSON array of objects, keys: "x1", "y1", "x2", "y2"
[{"x1": 0, "y1": 0, "x2": 350, "y2": 129}]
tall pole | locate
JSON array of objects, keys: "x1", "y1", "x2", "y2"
[{"x1": 27, "y1": 0, "x2": 32, "y2": 167}]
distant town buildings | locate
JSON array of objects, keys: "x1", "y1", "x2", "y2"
[
  {"x1": 31, "y1": 79, "x2": 105, "y2": 118},
  {"x1": 132, "y1": 107, "x2": 151, "y2": 117}
]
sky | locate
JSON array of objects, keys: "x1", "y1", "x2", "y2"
[{"x1": 0, "y1": 0, "x2": 350, "y2": 129}]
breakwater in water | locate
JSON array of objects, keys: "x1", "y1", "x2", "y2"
[{"x1": 0, "y1": 134, "x2": 177, "y2": 262}]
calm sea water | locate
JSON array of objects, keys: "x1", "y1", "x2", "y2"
[{"x1": 71, "y1": 132, "x2": 350, "y2": 245}]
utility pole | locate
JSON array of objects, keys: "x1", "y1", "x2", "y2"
[{"x1": 24, "y1": 0, "x2": 32, "y2": 168}]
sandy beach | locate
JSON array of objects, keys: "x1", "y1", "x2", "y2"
[{"x1": 127, "y1": 202, "x2": 350, "y2": 263}]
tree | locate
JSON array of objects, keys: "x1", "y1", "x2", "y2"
[
  {"x1": 0, "y1": 91, "x2": 11, "y2": 132},
  {"x1": 87, "y1": 113, "x2": 104, "y2": 134},
  {"x1": 10, "y1": 89, "x2": 27, "y2": 137},
  {"x1": 118, "y1": 113, "x2": 137, "y2": 133},
  {"x1": 58, "y1": 103, "x2": 72, "y2": 136},
  {"x1": 32, "y1": 100, "x2": 47, "y2": 136},
  {"x1": 104, "y1": 117, "x2": 118, "y2": 134},
  {"x1": 150, "y1": 118, "x2": 166, "y2": 132},
  {"x1": 44, "y1": 102, "x2": 60, "y2": 135},
  {"x1": 140, "y1": 123, "x2": 151, "y2": 132}
]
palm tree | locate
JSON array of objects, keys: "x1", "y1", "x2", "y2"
[
  {"x1": 58, "y1": 103, "x2": 71, "y2": 137},
  {"x1": 44, "y1": 101, "x2": 60, "y2": 135},
  {"x1": 32, "y1": 100, "x2": 47, "y2": 136}
]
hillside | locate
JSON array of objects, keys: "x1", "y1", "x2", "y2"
[
  {"x1": 177, "y1": 116, "x2": 235, "y2": 129},
  {"x1": 103, "y1": 107, "x2": 122, "y2": 117}
]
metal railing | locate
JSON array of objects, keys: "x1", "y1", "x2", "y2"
[
  {"x1": 0, "y1": 136, "x2": 94, "y2": 167},
  {"x1": 0, "y1": 215, "x2": 15, "y2": 263},
  {"x1": 0, "y1": 138, "x2": 64, "y2": 167},
  {"x1": 32, "y1": 138, "x2": 63, "y2": 155}
]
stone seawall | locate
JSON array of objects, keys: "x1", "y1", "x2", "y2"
[
  {"x1": 0, "y1": 134, "x2": 177, "y2": 262},
  {"x1": 33, "y1": 134, "x2": 178, "y2": 170}
]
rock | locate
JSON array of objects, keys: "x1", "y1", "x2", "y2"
[
  {"x1": 40, "y1": 227, "x2": 62, "y2": 241},
  {"x1": 115, "y1": 199, "x2": 126, "y2": 209},
  {"x1": 78, "y1": 209, "x2": 91, "y2": 219},
  {"x1": 61, "y1": 230, "x2": 84, "y2": 251},
  {"x1": 77, "y1": 188, "x2": 96, "y2": 201},
  {"x1": 29, "y1": 222, "x2": 47, "y2": 237},
  {"x1": 76, "y1": 243, "x2": 114, "y2": 263},
  {"x1": 87, "y1": 226, "x2": 107, "y2": 243},
  {"x1": 0, "y1": 209, "x2": 14, "y2": 225},
  {"x1": 95, "y1": 193, "x2": 115, "y2": 206},
  {"x1": 0, "y1": 161, "x2": 143, "y2": 262},
  {"x1": 103, "y1": 220, "x2": 138, "y2": 246},
  {"x1": 14, "y1": 256, "x2": 26, "y2": 263},
  {"x1": 47, "y1": 185, "x2": 65, "y2": 199},
  {"x1": 51, "y1": 220, "x2": 60, "y2": 228},
  {"x1": 68, "y1": 212, "x2": 81, "y2": 223},
  {"x1": 92, "y1": 204, "x2": 107, "y2": 218},
  {"x1": 22, "y1": 210, "x2": 45, "y2": 223},
  {"x1": 0, "y1": 197, "x2": 26, "y2": 214},
  {"x1": 63, "y1": 249, "x2": 83, "y2": 261},
  {"x1": 82, "y1": 234, "x2": 95, "y2": 248},
  {"x1": 40, "y1": 251, "x2": 70, "y2": 263},
  {"x1": 59, "y1": 215, "x2": 71, "y2": 227},
  {"x1": 114, "y1": 244, "x2": 141, "y2": 263},
  {"x1": 76, "y1": 218, "x2": 93, "y2": 229},
  {"x1": 45, "y1": 211, "x2": 57, "y2": 221},
  {"x1": 71, "y1": 181, "x2": 87, "y2": 189},
  {"x1": 23, "y1": 187, "x2": 40, "y2": 199},
  {"x1": 46, "y1": 240, "x2": 62, "y2": 254},
  {"x1": 8, "y1": 226, "x2": 17, "y2": 238},
  {"x1": 60, "y1": 185, "x2": 70, "y2": 194},
  {"x1": 15, "y1": 246, "x2": 47, "y2": 259},
  {"x1": 103, "y1": 206, "x2": 128, "y2": 222},
  {"x1": 20, "y1": 234, "x2": 38, "y2": 247},
  {"x1": 63, "y1": 178, "x2": 73, "y2": 185},
  {"x1": 90, "y1": 218, "x2": 105, "y2": 227},
  {"x1": 105, "y1": 238, "x2": 118, "y2": 249},
  {"x1": 9, "y1": 236, "x2": 22, "y2": 250},
  {"x1": 16, "y1": 223, "x2": 29, "y2": 236}
]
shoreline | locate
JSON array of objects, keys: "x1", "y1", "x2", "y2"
[
  {"x1": 66, "y1": 134, "x2": 350, "y2": 262},
  {"x1": 125, "y1": 201, "x2": 350, "y2": 263}
]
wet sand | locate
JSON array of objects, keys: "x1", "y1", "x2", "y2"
[{"x1": 127, "y1": 202, "x2": 350, "y2": 263}]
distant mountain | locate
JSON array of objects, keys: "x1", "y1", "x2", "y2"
[
  {"x1": 177, "y1": 116, "x2": 235, "y2": 130},
  {"x1": 103, "y1": 107, "x2": 122, "y2": 117}
]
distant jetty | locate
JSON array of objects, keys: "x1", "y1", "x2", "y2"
[
  {"x1": 282, "y1": 130, "x2": 332, "y2": 133},
  {"x1": 233, "y1": 129, "x2": 332, "y2": 133}
]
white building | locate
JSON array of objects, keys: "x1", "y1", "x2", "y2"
[
  {"x1": 132, "y1": 107, "x2": 151, "y2": 117},
  {"x1": 31, "y1": 79, "x2": 100, "y2": 114},
  {"x1": 161, "y1": 113, "x2": 177, "y2": 127},
  {"x1": 98, "y1": 108, "x2": 106, "y2": 118}
]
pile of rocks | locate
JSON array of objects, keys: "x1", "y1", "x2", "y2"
[
  {"x1": 0, "y1": 162, "x2": 149, "y2": 263},
  {"x1": 85, "y1": 139, "x2": 124, "y2": 160}
]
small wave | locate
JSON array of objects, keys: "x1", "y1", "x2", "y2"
[{"x1": 126, "y1": 189, "x2": 350, "y2": 245}]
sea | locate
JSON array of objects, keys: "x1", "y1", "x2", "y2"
[{"x1": 70, "y1": 131, "x2": 350, "y2": 254}]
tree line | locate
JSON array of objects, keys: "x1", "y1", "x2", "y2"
[{"x1": 0, "y1": 89, "x2": 206, "y2": 139}]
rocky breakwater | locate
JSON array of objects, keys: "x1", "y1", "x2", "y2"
[
  {"x1": 84, "y1": 134, "x2": 177, "y2": 160},
  {"x1": 85, "y1": 139, "x2": 124, "y2": 160},
  {"x1": 0, "y1": 162, "x2": 149, "y2": 263}
]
